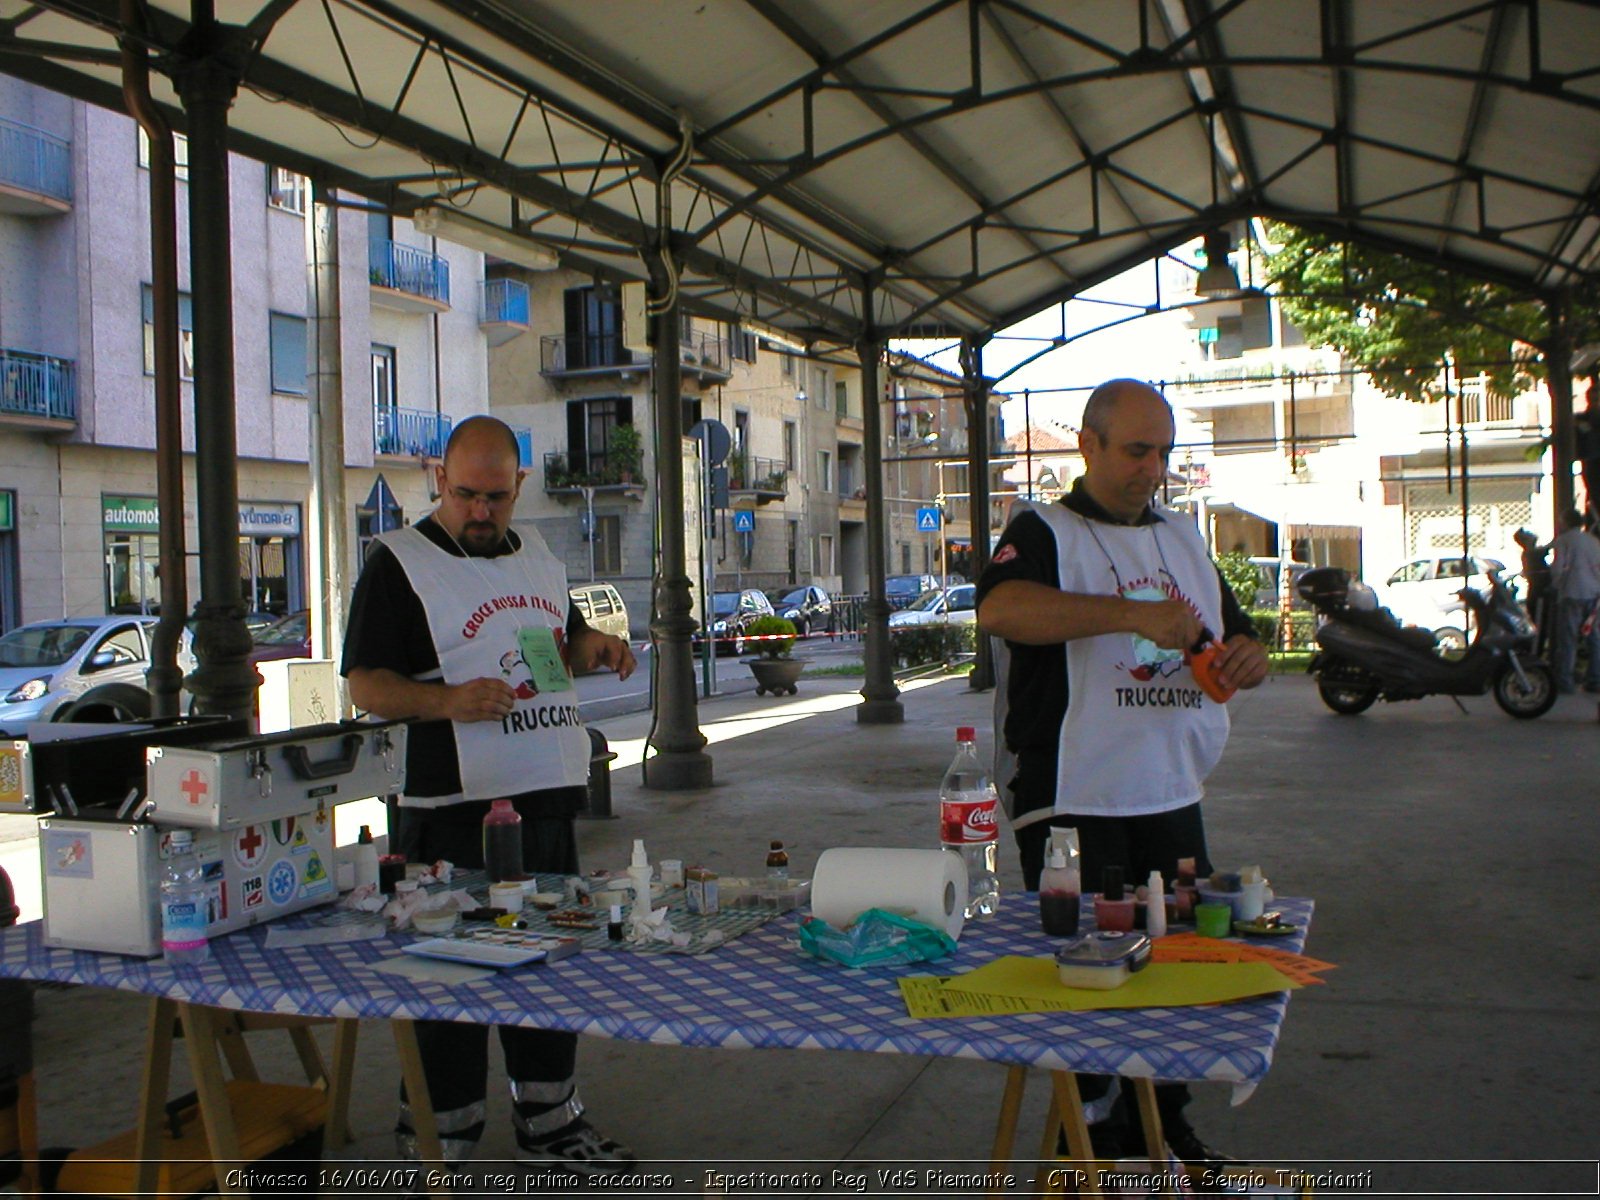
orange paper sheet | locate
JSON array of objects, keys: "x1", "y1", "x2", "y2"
[{"x1": 1152, "y1": 933, "x2": 1338, "y2": 986}]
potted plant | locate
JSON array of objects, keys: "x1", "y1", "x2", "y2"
[
  {"x1": 742, "y1": 615, "x2": 804, "y2": 696},
  {"x1": 608, "y1": 423, "x2": 644, "y2": 485}
]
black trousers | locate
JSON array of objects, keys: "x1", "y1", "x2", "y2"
[
  {"x1": 1010, "y1": 764, "x2": 1214, "y2": 1144},
  {"x1": 395, "y1": 803, "x2": 581, "y2": 1125}
]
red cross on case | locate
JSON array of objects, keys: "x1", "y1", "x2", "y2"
[{"x1": 180, "y1": 769, "x2": 209, "y2": 806}]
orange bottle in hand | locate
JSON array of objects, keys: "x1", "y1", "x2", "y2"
[{"x1": 1187, "y1": 629, "x2": 1237, "y2": 703}]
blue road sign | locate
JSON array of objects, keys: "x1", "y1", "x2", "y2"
[
  {"x1": 732, "y1": 510, "x2": 755, "y2": 533},
  {"x1": 916, "y1": 506, "x2": 942, "y2": 532}
]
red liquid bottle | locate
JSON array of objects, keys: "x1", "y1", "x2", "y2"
[
  {"x1": 1038, "y1": 846, "x2": 1081, "y2": 937},
  {"x1": 482, "y1": 799, "x2": 523, "y2": 883}
]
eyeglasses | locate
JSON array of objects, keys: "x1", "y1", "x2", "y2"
[{"x1": 441, "y1": 479, "x2": 516, "y2": 508}]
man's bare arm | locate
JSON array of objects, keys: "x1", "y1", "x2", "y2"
[
  {"x1": 347, "y1": 667, "x2": 514, "y2": 724},
  {"x1": 978, "y1": 579, "x2": 1203, "y2": 650}
]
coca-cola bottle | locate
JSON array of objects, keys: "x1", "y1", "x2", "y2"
[{"x1": 939, "y1": 725, "x2": 1001, "y2": 918}]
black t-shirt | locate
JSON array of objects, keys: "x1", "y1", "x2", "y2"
[
  {"x1": 341, "y1": 516, "x2": 589, "y2": 816},
  {"x1": 974, "y1": 482, "x2": 1255, "y2": 802}
]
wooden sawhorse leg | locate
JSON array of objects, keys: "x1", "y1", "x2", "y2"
[
  {"x1": 987, "y1": 1069, "x2": 1181, "y2": 1200},
  {"x1": 132, "y1": 997, "x2": 176, "y2": 1198},
  {"x1": 391, "y1": 1019, "x2": 451, "y2": 1199}
]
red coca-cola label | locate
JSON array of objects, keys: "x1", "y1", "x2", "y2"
[{"x1": 940, "y1": 794, "x2": 998, "y2": 844}]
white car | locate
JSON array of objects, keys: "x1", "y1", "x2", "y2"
[
  {"x1": 1375, "y1": 555, "x2": 1506, "y2": 650},
  {"x1": 887, "y1": 584, "x2": 978, "y2": 628}
]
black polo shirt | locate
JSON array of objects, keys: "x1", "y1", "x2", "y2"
[
  {"x1": 974, "y1": 481, "x2": 1255, "y2": 796},
  {"x1": 341, "y1": 516, "x2": 589, "y2": 815}
]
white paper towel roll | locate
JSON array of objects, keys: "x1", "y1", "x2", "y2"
[{"x1": 811, "y1": 847, "x2": 968, "y2": 940}]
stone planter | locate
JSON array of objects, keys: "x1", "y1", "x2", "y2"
[{"x1": 746, "y1": 656, "x2": 805, "y2": 696}]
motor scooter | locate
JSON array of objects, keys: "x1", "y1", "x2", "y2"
[{"x1": 1297, "y1": 566, "x2": 1556, "y2": 718}]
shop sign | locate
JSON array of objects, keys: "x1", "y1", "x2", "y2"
[
  {"x1": 0, "y1": 491, "x2": 11, "y2": 532},
  {"x1": 102, "y1": 495, "x2": 161, "y2": 533},
  {"x1": 104, "y1": 496, "x2": 302, "y2": 538},
  {"x1": 239, "y1": 503, "x2": 301, "y2": 538}
]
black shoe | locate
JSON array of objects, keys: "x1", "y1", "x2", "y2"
[{"x1": 1166, "y1": 1126, "x2": 1242, "y2": 1171}]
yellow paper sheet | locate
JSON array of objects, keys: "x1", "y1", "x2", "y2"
[
  {"x1": 937, "y1": 955, "x2": 1300, "y2": 1012},
  {"x1": 899, "y1": 975, "x2": 1080, "y2": 1019}
]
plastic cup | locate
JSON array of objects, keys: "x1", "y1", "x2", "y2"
[
  {"x1": 488, "y1": 882, "x2": 523, "y2": 913},
  {"x1": 1195, "y1": 902, "x2": 1232, "y2": 938}
]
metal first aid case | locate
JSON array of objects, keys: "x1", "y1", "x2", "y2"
[
  {"x1": 0, "y1": 718, "x2": 246, "y2": 816},
  {"x1": 146, "y1": 720, "x2": 406, "y2": 829},
  {"x1": 39, "y1": 810, "x2": 339, "y2": 957}
]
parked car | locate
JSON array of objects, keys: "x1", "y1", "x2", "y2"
[
  {"x1": 247, "y1": 609, "x2": 312, "y2": 667},
  {"x1": 0, "y1": 616, "x2": 195, "y2": 734},
  {"x1": 569, "y1": 582, "x2": 630, "y2": 641},
  {"x1": 888, "y1": 584, "x2": 978, "y2": 628},
  {"x1": 885, "y1": 574, "x2": 940, "y2": 610},
  {"x1": 1374, "y1": 555, "x2": 1506, "y2": 650},
  {"x1": 1248, "y1": 558, "x2": 1313, "y2": 609},
  {"x1": 770, "y1": 585, "x2": 833, "y2": 637},
  {"x1": 693, "y1": 589, "x2": 775, "y2": 656}
]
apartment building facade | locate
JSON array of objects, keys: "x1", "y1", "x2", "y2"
[
  {"x1": 1157, "y1": 249, "x2": 1551, "y2": 584},
  {"x1": 0, "y1": 78, "x2": 494, "y2": 632},
  {"x1": 487, "y1": 267, "x2": 996, "y2": 630}
]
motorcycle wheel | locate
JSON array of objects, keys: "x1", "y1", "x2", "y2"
[
  {"x1": 1493, "y1": 661, "x2": 1557, "y2": 719},
  {"x1": 1317, "y1": 676, "x2": 1379, "y2": 715}
]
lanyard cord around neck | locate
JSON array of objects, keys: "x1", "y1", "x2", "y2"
[
  {"x1": 430, "y1": 519, "x2": 541, "y2": 601},
  {"x1": 1077, "y1": 511, "x2": 1176, "y2": 593}
]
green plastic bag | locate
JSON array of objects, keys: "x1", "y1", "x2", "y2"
[{"x1": 797, "y1": 908, "x2": 958, "y2": 968}]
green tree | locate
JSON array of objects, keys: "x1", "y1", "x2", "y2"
[{"x1": 1261, "y1": 224, "x2": 1555, "y2": 404}]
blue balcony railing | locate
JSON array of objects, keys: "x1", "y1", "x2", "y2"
[
  {"x1": 0, "y1": 118, "x2": 71, "y2": 204},
  {"x1": 374, "y1": 403, "x2": 452, "y2": 458},
  {"x1": 511, "y1": 425, "x2": 534, "y2": 469},
  {"x1": 483, "y1": 278, "x2": 529, "y2": 325},
  {"x1": 370, "y1": 239, "x2": 450, "y2": 305},
  {"x1": 0, "y1": 349, "x2": 75, "y2": 421}
]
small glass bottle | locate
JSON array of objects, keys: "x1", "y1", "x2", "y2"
[{"x1": 766, "y1": 840, "x2": 789, "y2": 881}]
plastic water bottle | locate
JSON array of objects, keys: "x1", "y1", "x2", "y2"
[
  {"x1": 160, "y1": 829, "x2": 211, "y2": 965},
  {"x1": 482, "y1": 800, "x2": 523, "y2": 882},
  {"x1": 938, "y1": 726, "x2": 1001, "y2": 918}
]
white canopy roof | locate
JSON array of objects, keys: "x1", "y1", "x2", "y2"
[{"x1": 2, "y1": 0, "x2": 1596, "y2": 346}]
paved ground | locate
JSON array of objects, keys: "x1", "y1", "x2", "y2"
[{"x1": 8, "y1": 670, "x2": 1598, "y2": 1196}]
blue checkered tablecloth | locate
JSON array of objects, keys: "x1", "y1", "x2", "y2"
[{"x1": 0, "y1": 896, "x2": 1313, "y2": 1097}]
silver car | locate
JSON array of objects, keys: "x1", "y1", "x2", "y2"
[{"x1": 0, "y1": 616, "x2": 192, "y2": 735}]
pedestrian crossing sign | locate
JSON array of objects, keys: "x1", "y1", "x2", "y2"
[
  {"x1": 733, "y1": 510, "x2": 755, "y2": 532},
  {"x1": 916, "y1": 506, "x2": 942, "y2": 532}
]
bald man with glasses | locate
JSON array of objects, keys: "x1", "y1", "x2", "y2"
[{"x1": 343, "y1": 415, "x2": 635, "y2": 1171}]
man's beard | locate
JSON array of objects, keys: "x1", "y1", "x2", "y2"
[{"x1": 460, "y1": 522, "x2": 502, "y2": 555}]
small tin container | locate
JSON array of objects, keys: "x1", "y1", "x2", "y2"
[
  {"x1": 685, "y1": 866, "x2": 719, "y2": 915},
  {"x1": 1054, "y1": 931, "x2": 1151, "y2": 990}
]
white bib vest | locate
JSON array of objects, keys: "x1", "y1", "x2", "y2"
[
  {"x1": 1003, "y1": 500, "x2": 1230, "y2": 822},
  {"x1": 379, "y1": 523, "x2": 590, "y2": 807}
]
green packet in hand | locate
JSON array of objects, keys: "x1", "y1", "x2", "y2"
[{"x1": 797, "y1": 908, "x2": 957, "y2": 969}]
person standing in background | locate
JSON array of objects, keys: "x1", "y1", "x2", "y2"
[{"x1": 1549, "y1": 507, "x2": 1600, "y2": 694}]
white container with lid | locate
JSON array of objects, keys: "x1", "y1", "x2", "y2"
[{"x1": 1054, "y1": 931, "x2": 1152, "y2": 990}]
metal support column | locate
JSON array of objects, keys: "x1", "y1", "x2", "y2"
[
  {"x1": 643, "y1": 159, "x2": 712, "y2": 789},
  {"x1": 306, "y1": 180, "x2": 348, "y2": 705},
  {"x1": 121, "y1": 0, "x2": 186, "y2": 718},
  {"x1": 856, "y1": 316, "x2": 903, "y2": 724},
  {"x1": 174, "y1": 29, "x2": 253, "y2": 722},
  {"x1": 962, "y1": 335, "x2": 994, "y2": 692},
  {"x1": 1545, "y1": 297, "x2": 1577, "y2": 522}
]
